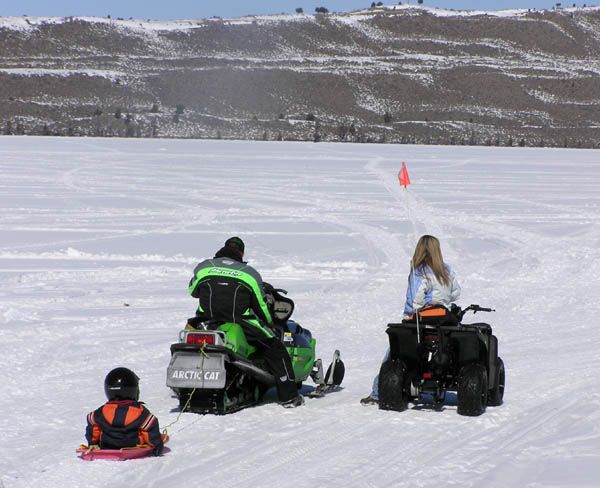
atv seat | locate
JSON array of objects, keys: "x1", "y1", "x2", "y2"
[{"x1": 403, "y1": 304, "x2": 458, "y2": 326}]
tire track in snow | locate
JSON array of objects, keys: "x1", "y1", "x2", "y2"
[
  {"x1": 381, "y1": 388, "x2": 594, "y2": 487},
  {"x1": 3, "y1": 141, "x2": 600, "y2": 488},
  {"x1": 194, "y1": 412, "x2": 371, "y2": 488},
  {"x1": 1, "y1": 160, "x2": 222, "y2": 253}
]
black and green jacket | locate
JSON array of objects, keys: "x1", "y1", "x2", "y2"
[{"x1": 188, "y1": 255, "x2": 273, "y2": 328}]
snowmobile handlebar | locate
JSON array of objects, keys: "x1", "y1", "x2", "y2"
[{"x1": 263, "y1": 282, "x2": 287, "y2": 295}]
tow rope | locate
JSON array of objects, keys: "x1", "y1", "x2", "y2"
[{"x1": 161, "y1": 341, "x2": 209, "y2": 437}]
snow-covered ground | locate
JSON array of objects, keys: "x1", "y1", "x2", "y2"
[{"x1": 0, "y1": 137, "x2": 599, "y2": 487}]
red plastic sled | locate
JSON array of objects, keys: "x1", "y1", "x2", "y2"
[
  {"x1": 77, "y1": 435, "x2": 169, "y2": 461},
  {"x1": 76, "y1": 445, "x2": 155, "y2": 461}
]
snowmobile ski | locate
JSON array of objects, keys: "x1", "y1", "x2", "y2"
[
  {"x1": 308, "y1": 350, "x2": 344, "y2": 398},
  {"x1": 307, "y1": 383, "x2": 340, "y2": 398}
]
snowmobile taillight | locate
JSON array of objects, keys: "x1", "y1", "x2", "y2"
[
  {"x1": 423, "y1": 373, "x2": 433, "y2": 379},
  {"x1": 186, "y1": 333, "x2": 216, "y2": 345}
]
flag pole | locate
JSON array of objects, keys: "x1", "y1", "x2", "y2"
[{"x1": 399, "y1": 162, "x2": 421, "y2": 343}]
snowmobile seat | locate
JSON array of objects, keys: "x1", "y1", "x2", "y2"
[
  {"x1": 186, "y1": 316, "x2": 226, "y2": 331},
  {"x1": 186, "y1": 316, "x2": 204, "y2": 329}
]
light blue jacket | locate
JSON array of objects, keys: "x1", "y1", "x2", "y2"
[
  {"x1": 403, "y1": 264, "x2": 461, "y2": 318},
  {"x1": 370, "y1": 264, "x2": 462, "y2": 400}
]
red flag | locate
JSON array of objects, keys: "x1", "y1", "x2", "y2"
[{"x1": 398, "y1": 161, "x2": 411, "y2": 188}]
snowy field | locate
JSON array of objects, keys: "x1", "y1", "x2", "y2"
[{"x1": 1, "y1": 137, "x2": 599, "y2": 488}]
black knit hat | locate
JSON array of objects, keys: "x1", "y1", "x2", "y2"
[{"x1": 225, "y1": 236, "x2": 245, "y2": 254}]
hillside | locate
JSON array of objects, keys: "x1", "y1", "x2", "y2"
[{"x1": 1, "y1": 5, "x2": 599, "y2": 147}]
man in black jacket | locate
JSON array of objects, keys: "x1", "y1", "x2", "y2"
[{"x1": 188, "y1": 237, "x2": 303, "y2": 408}]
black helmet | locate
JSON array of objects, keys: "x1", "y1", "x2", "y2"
[
  {"x1": 214, "y1": 236, "x2": 245, "y2": 261},
  {"x1": 225, "y1": 236, "x2": 245, "y2": 254},
  {"x1": 104, "y1": 367, "x2": 140, "y2": 401}
]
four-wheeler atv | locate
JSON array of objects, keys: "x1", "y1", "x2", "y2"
[
  {"x1": 166, "y1": 285, "x2": 344, "y2": 414},
  {"x1": 378, "y1": 304, "x2": 505, "y2": 416}
]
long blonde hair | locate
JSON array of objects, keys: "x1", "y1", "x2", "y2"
[{"x1": 412, "y1": 235, "x2": 450, "y2": 285}]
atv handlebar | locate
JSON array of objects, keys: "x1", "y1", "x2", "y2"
[
  {"x1": 458, "y1": 304, "x2": 495, "y2": 320},
  {"x1": 468, "y1": 304, "x2": 495, "y2": 313}
]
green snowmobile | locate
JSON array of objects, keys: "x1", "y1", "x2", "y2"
[{"x1": 166, "y1": 285, "x2": 344, "y2": 414}]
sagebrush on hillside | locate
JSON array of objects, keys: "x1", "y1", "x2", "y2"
[{"x1": 1, "y1": 5, "x2": 599, "y2": 147}]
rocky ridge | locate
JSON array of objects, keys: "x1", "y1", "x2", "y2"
[{"x1": 1, "y1": 5, "x2": 599, "y2": 147}]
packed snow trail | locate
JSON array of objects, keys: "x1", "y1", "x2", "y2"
[{"x1": 0, "y1": 137, "x2": 599, "y2": 488}]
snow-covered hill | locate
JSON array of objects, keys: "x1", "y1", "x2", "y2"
[
  {"x1": 1, "y1": 5, "x2": 600, "y2": 146},
  {"x1": 1, "y1": 137, "x2": 599, "y2": 487}
]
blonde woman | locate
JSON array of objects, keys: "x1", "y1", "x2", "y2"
[{"x1": 361, "y1": 235, "x2": 461, "y2": 405}]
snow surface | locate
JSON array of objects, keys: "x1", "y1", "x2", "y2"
[
  {"x1": 0, "y1": 68, "x2": 125, "y2": 80},
  {"x1": 0, "y1": 137, "x2": 599, "y2": 488}
]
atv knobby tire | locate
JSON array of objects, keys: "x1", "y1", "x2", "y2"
[
  {"x1": 378, "y1": 359, "x2": 407, "y2": 412},
  {"x1": 457, "y1": 363, "x2": 488, "y2": 416},
  {"x1": 488, "y1": 357, "x2": 505, "y2": 407}
]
